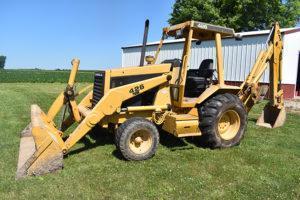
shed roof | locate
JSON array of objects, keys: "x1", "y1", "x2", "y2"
[{"x1": 122, "y1": 27, "x2": 300, "y2": 49}]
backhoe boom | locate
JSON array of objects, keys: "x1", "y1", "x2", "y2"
[{"x1": 238, "y1": 22, "x2": 286, "y2": 128}]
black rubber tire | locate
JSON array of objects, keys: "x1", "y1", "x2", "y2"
[
  {"x1": 198, "y1": 93, "x2": 247, "y2": 148},
  {"x1": 115, "y1": 117, "x2": 159, "y2": 161}
]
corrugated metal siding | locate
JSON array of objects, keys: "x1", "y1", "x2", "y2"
[{"x1": 122, "y1": 35, "x2": 270, "y2": 82}]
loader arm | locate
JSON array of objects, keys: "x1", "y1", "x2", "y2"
[
  {"x1": 238, "y1": 22, "x2": 286, "y2": 128},
  {"x1": 64, "y1": 74, "x2": 171, "y2": 149},
  {"x1": 47, "y1": 59, "x2": 82, "y2": 122},
  {"x1": 16, "y1": 70, "x2": 171, "y2": 178}
]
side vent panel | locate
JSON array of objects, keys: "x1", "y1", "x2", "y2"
[{"x1": 92, "y1": 71, "x2": 105, "y2": 107}]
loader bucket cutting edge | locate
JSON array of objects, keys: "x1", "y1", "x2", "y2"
[
  {"x1": 256, "y1": 103, "x2": 286, "y2": 128},
  {"x1": 16, "y1": 105, "x2": 63, "y2": 179}
]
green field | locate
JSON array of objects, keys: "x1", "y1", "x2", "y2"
[
  {"x1": 0, "y1": 82, "x2": 299, "y2": 199},
  {"x1": 0, "y1": 69, "x2": 94, "y2": 83}
]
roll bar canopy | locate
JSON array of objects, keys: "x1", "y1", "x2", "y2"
[{"x1": 164, "y1": 21, "x2": 235, "y2": 40}]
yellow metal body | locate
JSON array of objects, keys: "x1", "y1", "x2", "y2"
[{"x1": 16, "y1": 21, "x2": 286, "y2": 178}]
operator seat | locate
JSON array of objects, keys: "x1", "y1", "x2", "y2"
[{"x1": 185, "y1": 59, "x2": 214, "y2": 97}]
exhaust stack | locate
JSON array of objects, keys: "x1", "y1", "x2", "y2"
[{"x1": 139, "y1": 19, "x2": 149, "y2": 66}]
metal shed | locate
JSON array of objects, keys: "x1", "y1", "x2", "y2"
[{"x1": 122, "y1": 28, "x2": 300, "y2": 99}]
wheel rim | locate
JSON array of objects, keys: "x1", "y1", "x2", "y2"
[
  {"x1": 218, "y1": 110, "x2": 241, "y2": 140},
  {"x1": 129, "y1": 130, "x2": 153, "y2": 154}
]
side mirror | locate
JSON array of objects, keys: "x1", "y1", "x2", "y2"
[{"x1": 235, "y1": 34, "x2": 243, "y2": 41}]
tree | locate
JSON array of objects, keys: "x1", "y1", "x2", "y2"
[
  {"x1": 169, "y1": 0, "x2": 300, "y2": 31},
  {"x1": 0, "y1": 56, "x2": 6, "y2": 69}
]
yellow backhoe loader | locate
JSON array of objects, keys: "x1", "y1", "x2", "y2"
[{"x1": 16, "y1": 21, "x2": 286, "y2": 179}]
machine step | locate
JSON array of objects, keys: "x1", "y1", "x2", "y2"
[{"x1": 162, "y1": 114, "x2": 201, "y2": 137}]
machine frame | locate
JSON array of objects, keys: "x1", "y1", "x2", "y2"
[{"x1": 16, "y1": 21, "x2": 286, "y2": 179}]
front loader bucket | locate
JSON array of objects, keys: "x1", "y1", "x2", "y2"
[
  {"x1": 16, "y1": 105, "x2": 63, "y2": 179},
  {"x1": 256, "y1": 103, "x2": 286, "y2": 128}
]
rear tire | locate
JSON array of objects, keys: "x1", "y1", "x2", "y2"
[
  {"x1": 198, "y1": 93, "x2": 247, "y2": 148},
  {"x1": 115, "y1": 117, "x2": 159, "y2": 160}
]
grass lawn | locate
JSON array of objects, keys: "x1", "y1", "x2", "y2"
[
  {"x1": 0, "y1": 69, "x2": 94, "y2": 83},
  {"x1": 0, "y1": 83, "x2": 299, "y2": 199}
]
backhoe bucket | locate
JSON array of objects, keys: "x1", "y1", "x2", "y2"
[
  {"x1": 16, "y1": 105, "x2": 63, "y2": 179},
  {"x1": 256, "y1": 103, "x2": 286, "y2": 128}
]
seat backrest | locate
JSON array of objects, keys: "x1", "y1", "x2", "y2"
[{"x1": 198, "y1": 59, "x2": 214, "y2": 79}]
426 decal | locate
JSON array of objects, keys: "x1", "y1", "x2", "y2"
[{"x1": 129, "y1": 84, "x2": 144, "y2": 95}]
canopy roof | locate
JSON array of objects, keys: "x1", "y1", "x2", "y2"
[{"x1": 164, "y1": 21, "x2": 235, "y2": 40}]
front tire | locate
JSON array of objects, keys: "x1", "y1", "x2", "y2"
[
  {"x1": 115, "y1": 117, "x2": 159, "y2": 161},
  {"x1": 199, "y1": 93, "x2": 247, "y2": 148}
]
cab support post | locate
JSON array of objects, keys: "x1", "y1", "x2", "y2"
[{"x1": 215, "y1": 33, "x2": 225, "y2": 86}]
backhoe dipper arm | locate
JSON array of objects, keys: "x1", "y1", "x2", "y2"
[{"x1": 239, "y1": 22, "x2": 283, "y2": 112}]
